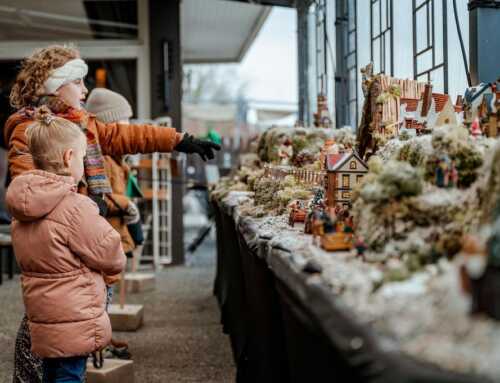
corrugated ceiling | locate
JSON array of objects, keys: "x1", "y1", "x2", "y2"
[
  {"x1": 181, "y1": 0, "x2": 270, "y2": 63},
  {"x1": 0, "y1": 0, "x2": 271, "y2": 63}
]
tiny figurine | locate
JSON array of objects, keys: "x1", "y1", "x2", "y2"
[
  {"x1": 435, "y1": 154, "x2": 450, "y2": 187},
  {"x1": 288, "y1": 199, "x2": 307, "y2": 227},
  {"x1": 304, "y1": 189, "x2": 326, "y2": 234},
  {"x1": 470, "y1": 117, "x2": 482, "y2": 139},
  {"x1": 354, "y1": 236, "x2": 367, "y2": 259},
  {"x1": 309, "y1": 188, "x2": 325, "y2": 210},
  {"x1": 435, "y1": 154, "x2": 458, "y2": 188},
  {"x1": 310, "y1": 208, "x2": 326, "y2": 246},
  {"x1": 278, "y1": 138, "x2": 293, "y2": 166}
]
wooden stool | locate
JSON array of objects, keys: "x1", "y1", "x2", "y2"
[
  {"x1": 108, "y1": 304, "x2": 144, "y2": 331},
  {"x1": 86, "y1": 359, "x2": 134, "y2": 383},
  {"x1": 124, "y1": 272, "x2": 155, "y2": 293}
]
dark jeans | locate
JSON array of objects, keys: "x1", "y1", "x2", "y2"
[{"x1": 42, "y1": 356, "x2": 87, "y2": 383}]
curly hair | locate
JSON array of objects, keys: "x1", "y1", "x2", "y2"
[{"x1": 10, "y1": 45, "x2": 80, "y2": 109}]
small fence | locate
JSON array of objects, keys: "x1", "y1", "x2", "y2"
[{"x1": 263, "y1": 164, "x2": 326, "y2": 187}]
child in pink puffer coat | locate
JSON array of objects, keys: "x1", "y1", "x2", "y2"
[{"x1": 6, "y1": 106, "x2": 126, "y2": 382}]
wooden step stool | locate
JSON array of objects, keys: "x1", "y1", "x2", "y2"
[
  {"x1": 86, "y1": 359, "x2": 134, "y2": 383},
  {"x1": 108, "y1": 304, "x2": 144, "y2": 331},
  {"x1": 124, "y1": 272, "x2": 155, "y2": 293}
]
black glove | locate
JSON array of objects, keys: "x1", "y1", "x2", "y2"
[
  {"x1": 88, "y1": 194, "x2": 108, "y2": 217},
  {"x1": 174, "y1": 133, "x2": 221, "y2": 161}
]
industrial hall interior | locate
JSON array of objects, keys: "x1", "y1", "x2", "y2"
[{"x1": 1, "y1": 0, "x2": 500, "y2": 382}]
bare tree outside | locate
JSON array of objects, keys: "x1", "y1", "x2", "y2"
[{"x1": 183, "y1": 65, "x2": 249, "y2": 104}]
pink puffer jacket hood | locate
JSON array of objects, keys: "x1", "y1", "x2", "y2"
[
  {"x1": 7, "y1": 170, "x2": 75, "y2": 221},
  {"x1": 6, "y1": 170, "x2": 126, "y2": 358}
]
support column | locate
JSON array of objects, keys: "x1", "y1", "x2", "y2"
[
  {"x1": 335, "y1": 0, "x2": 348, "y2": 128},
  {"x1": 469, "y1": 0, "x2": 500, "y2": 84},
  {"x1": 149, "y1": 0, "x2": 184, "y2": 265},
  {"x1": 297, "y1": 0, "x2": 312, "y2": 125}
]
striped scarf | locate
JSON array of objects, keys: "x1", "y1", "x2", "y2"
[{"x1": 37, "y1": 96, "x2": 112, "y2": 195}]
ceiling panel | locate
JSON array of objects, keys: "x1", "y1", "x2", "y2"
[{"x1": 181, "y1": 0, "x2": 271, "y2": 63}]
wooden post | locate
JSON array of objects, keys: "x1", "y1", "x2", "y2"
[{"x1": 119, "y1": 272, "x2": 126, "y2": 309}]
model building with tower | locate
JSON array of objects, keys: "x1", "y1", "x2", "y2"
[{"x1": 357, "y1": 66, "x2": 427, "y2": 156}]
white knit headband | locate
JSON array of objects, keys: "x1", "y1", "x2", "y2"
[{"x1": 43, "y1": 58, "x2": 88, "y2": 95}]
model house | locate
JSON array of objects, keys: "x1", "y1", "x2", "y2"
[{"x1": 324, "y1": 151, "x2": 368, "y2": 208}]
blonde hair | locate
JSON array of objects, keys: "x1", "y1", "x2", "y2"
[
  {"x1": 26, "y1": 106, "x2": 86, "y2": 174},
  {"x1": 10, "y1": 45, "x2": 80, "y2": 109}
]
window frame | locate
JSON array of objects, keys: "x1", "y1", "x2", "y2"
[
  {"x1": 370, "y1": 0, "x2": 394, "y2": 75},
  {"x1": 412, "y1": 0, "x2": 448, "y2": 92}
]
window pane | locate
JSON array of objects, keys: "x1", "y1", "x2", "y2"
[
  {"x1": 343, "y1": 174, "x2": 350, "y2": 187},
  {"x1": 417, "y1": 49, "x2": 433, "y2": 73},
  {"x1": 372, "y1": 0, "x2": 380, "y2": 35},
  {"x1": 381, "y1": 0, "x2": 387, "y2": 30},
  {"x1": 373, "y1": 37, "x2": 381, "y2": 73},
  {"x1": 417, "y1": 73, "x2": 429, "y2": 83},
  {"x1": 349, "y1": 101, "x2": 355, "y2": 126},
  {"x1": 434, "y1": 0, "x2": 444, "y2": 64},
  {"x1": 347, "y1": 52, "x2": 356, "y2": 68},
  {"x1": 349, "y1": 31, "x2": 356, "y2": 52},
  {"x1": 385, "y1": 32, "x2": 391, "y2": 74},
  {"x1": 446, "y1": 0, "x2": 469, "y2": 99},
  {"x1": 430, "y1": 68, "x2": 444, "y2": 93},
  {"x1": 348, "y1": 0, "x2": 356, "y2": 30},
  {"x1": 393, "y1": 0, "x2": 413, "y2": 78},
  {"x1": 349, "y1": 68, "x2": 357, "y2": 97},
  {"x1": 416, "y1": 6, "x2": 428, "y2": 52}
]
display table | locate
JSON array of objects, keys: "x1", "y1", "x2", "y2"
[{"x1": 212, "y1": 191, "x2": 495, "y2": 383}]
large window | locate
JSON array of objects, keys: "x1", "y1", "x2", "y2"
[
  {"x1": 303, "y1": 0, "x2": 469, "y2": 130},
  {"x1": 335, "y1": 0, "x2": 357, "y2": 127},
  {"x1": 371, "y1": 0, "x2": 393, "y2": 75},
  {"x1": 412, "y1": 0, "x2": 448, "y2": 93}
]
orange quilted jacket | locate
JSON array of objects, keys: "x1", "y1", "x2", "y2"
[{"x1": 4, "y1": 111, "x2": 183, "y2": 180}]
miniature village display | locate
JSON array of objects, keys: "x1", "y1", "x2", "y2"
[{"x1": 209, "y1": 66, "x2": 500, "y2": 380}]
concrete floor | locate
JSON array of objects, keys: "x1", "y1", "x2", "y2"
[{"x1": 0, "y1": 233, "x2": 235, "y2": 382}]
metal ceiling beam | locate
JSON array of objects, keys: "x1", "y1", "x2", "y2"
[{"x1": 225, "y1": 0, "x2": 296, "y2": 7}]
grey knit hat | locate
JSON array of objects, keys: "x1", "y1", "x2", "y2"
[{"x1": 86, "y1": 88, "x2": 133, "y2": 123}]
